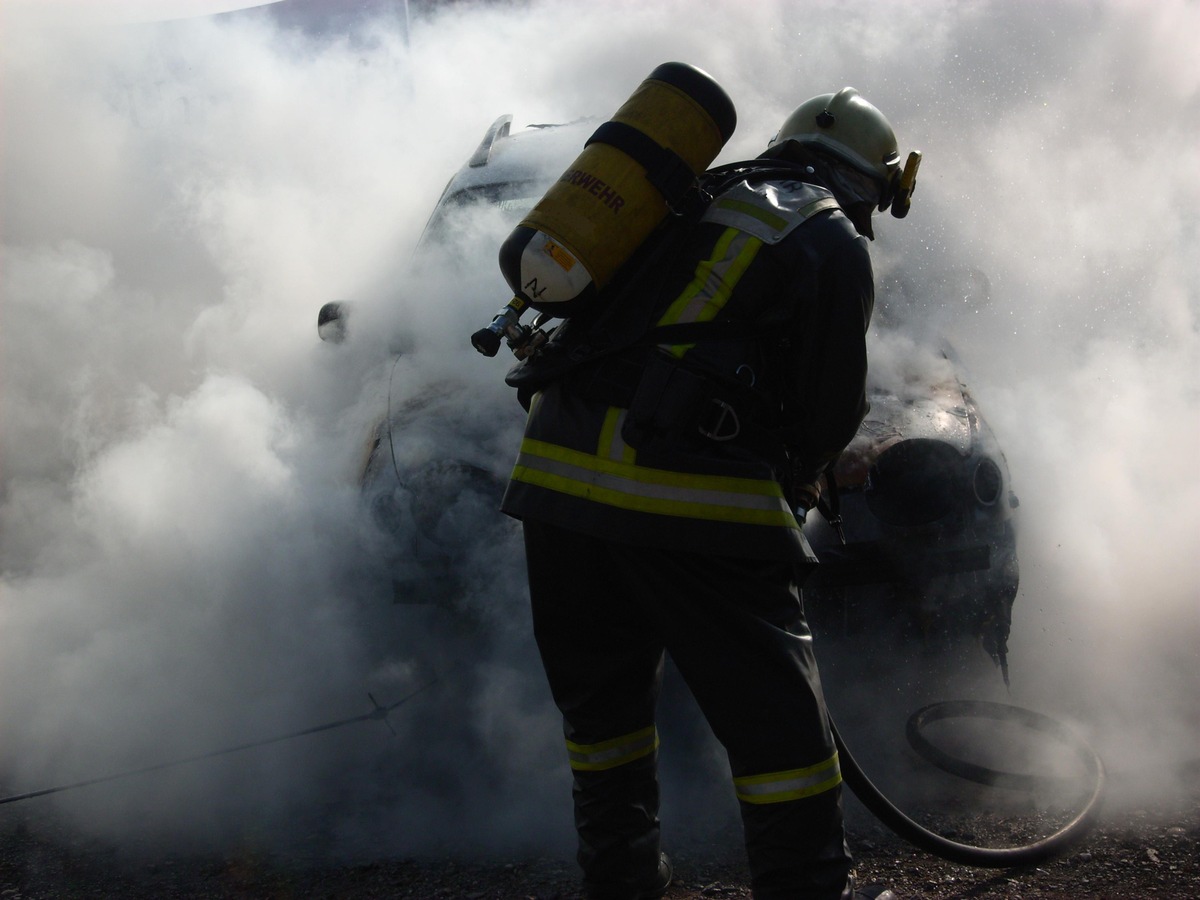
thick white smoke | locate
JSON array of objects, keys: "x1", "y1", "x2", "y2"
[{"x1": 1, "y1": 0, "x2": 1197, "y2": 862}]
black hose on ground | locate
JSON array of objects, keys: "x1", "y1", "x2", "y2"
[
  {"x1": 0, "y1": 684, "x2": 438, "y2": 807},
  {"x1": 833, "y1": 700, "x2": 1106, "y2": 868}
]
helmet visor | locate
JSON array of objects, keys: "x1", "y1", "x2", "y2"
[{"x1": 823, "y1": 161, "x2": 884, "y2": 212}]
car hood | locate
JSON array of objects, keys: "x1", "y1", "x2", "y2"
[{"x1": 835, "y1": 373, "x2": 973, "y2": 488}]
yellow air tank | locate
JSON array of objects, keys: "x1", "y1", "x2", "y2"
[{"x1": 498, "y1": 62, "x2": 737, "y2": 317}]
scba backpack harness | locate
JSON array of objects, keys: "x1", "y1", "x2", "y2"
[{"x1": 505, "y1": 162, "x2": 843, "y2": 453}]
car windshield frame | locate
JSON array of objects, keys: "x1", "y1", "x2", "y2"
[{"x1": 418, "y1": 180, "x2": 544, "y2": 248}]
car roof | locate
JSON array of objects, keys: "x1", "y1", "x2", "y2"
[
  {"x1": 437, "y1": 117, "x2": 592, "y2": 201},
  {"x1": 416, "y1": 116, "x2": 593, "y2": 247}
]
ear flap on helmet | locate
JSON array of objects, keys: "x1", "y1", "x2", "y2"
[{"x1": 887, "y1": 151, "x2": 921, "y2": 219}]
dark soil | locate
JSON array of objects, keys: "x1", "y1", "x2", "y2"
[
  {"x1": 4, "y1": 648, "x2": 1195, "y2": 899},
  {"x1": 3, "y1": 784, "x2": 1196, "y2": 899}
]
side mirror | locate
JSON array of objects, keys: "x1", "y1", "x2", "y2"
[{"x1": 318, "y1": 301, "x2": 348, "y2": 343}]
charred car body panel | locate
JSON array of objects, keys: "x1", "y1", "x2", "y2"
[{"x1": 804, "y1": 347, "x2": 1019, "y2": 674}]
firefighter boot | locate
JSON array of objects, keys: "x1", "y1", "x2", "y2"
[
  {"x1": 585, "y1": 852, "x2": 672, "y2": 900},
  {"x1": 576, "y1": 755, "x2": 665, "y2": 899}
]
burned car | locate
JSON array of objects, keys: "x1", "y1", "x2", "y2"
[
  {"x1": 803, "y1": 345, "x2": 1020, "y2": 680},
  {"x1": 322, "y1": 115, "x2": 1020, "y2": 667},
  {"x1": 319, "y1": 117, "x2": 593, "y2": 609}
]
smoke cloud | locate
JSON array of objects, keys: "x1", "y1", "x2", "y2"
[{"x1": 1, "y1": 0, "x2": 1197, "y2": 862}]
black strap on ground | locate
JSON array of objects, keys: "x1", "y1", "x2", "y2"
[
  {"x1": 833, "y1": 700, "x2": 1106, "y2": 868},
  {"x1": 0, "y1": 680, "x2": 439, "y2": 807}
]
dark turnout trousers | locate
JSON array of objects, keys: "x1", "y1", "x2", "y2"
[{"x1": 524, "y1": 519, "x2": 853, "y2": 899}]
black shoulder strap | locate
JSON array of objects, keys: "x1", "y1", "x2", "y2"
[{"x1": 587, "y1": 121, "x2": 695, "y2": 208}]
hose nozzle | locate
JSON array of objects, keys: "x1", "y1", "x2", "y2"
[{"x1": 471, "y1": 297, "x2": 528, "y2": 357}]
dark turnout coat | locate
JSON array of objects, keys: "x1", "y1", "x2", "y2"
[{"x1": 501, "y1": 159, "x2": 875, "y2": 566}]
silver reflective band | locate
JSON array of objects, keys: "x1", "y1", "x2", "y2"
[
  {"x1": 734, "y1": 753, "x2": 842, "y2": 804},
  {"x1": 512, "y1": 439, "x2": 797, "y2": 527},
  {"x1": 566, "y1": 726, "x2": 659, "y2": 772},
  {"x1": 703, "y1": 180, "x2": 839, "y2": 245}
]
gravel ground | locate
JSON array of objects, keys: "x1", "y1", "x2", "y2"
[
  {"x1": 4, "y1": 644, "x2": 1195, "y2": 899},
  {"x1": 3, "y1": 778, "x2": 1196, "y2": 899}
]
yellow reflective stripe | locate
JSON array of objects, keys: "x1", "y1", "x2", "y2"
[
  {"x1": 734, "y1": 753, "x2": 842, "y2": 804},
  {"x1": 657, "y1": 228, "x2": 762, "y2": 358},
  {"x1": 597, "y1": 406, "x2": 636, "y2": 465},
  {"x1": 703, "y1": 182, "x2": 839, "y2": 245},
  {"x1": 566, "y1": 726, "x2": 658, "y2": 772},
  {"x1": 522, "y1": 439, "x2": 785, "y2": 497},
  {"x1": 511, "y1": 438, "x2": 797, "y2": 527}
]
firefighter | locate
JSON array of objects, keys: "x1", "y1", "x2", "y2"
[{"x1": 501, "y1": 87, "x2": 912, "y2": 900}]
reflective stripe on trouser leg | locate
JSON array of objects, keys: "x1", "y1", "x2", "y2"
[
  {"x1": 567, "y1": 726, "x2": 659, "y2": 772},
  {"x1": 733, "y1": 751, "x2": 842, "y2": 804}
]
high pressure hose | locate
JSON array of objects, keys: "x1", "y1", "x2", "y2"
[{"x1": 833, "y1": 700, "x2": 1106, "y2": 868}]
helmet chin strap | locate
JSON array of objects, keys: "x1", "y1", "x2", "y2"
[
  {"x1": 811, "y1": 158, "x2": 885, "y2": 239},
  {"x1": 843, "y1": 201, "x2": 876, "y2": 240}
]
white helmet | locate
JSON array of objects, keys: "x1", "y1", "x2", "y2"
[{"x1": 769, "y1": 87, "x2": 919, "y2": 218}]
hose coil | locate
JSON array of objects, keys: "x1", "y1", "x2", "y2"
[{"x1": 834, "y1": 700, "x2": 1106, "y2": 868}]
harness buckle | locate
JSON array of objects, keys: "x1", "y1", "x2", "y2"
[{"x1": 698, "y1": 398, "x2": 741, "y2": 441}]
